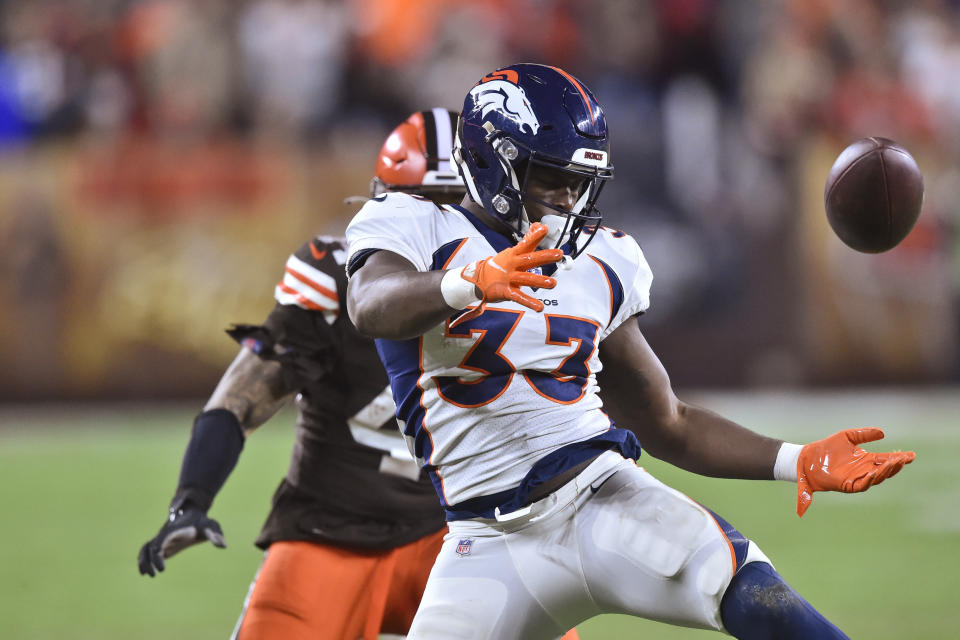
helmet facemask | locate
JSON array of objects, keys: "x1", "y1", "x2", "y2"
[{"x1": 459, "y1": 125, "x2": 613, "y2": 259}]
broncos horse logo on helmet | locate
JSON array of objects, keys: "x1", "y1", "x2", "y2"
[
  {"x1": 470, "y1": 71, "x2": 541, "y2": 136},
  {"x1": 452, "y1": 63, "x2": 614, "y2": 259}
]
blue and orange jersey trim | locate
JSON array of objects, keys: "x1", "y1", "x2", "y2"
[
  {"x1": 587, "y1": 254, "x2": 624, "y2": 328},
  {"x1": 430, "y1": 237, "x2": 469, "y2": 271}
]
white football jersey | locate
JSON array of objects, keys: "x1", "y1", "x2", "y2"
[{"x1": 346, "y1": 193, "x2": 653, "y2": 516}]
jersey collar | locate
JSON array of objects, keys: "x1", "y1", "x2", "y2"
[{"x1": 448, "y1": 204, "x2": 514, "y2": 253}]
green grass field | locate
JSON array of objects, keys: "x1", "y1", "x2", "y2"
[{"x1": 1, "y1": 389, "x2": 957, "y2": 639}]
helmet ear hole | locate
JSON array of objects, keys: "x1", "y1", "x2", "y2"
[
  {"x1": 469, "y1": 149, "x2": 489, "y2": 170},
  {"x1": 513, "y1": 159, "x2": 530, "y2": 187}
]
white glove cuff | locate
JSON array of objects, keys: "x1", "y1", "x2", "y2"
[
  {"x1": 773, "y1": 442, "x2": 803, "y2": 482},
  {"x1": 441, "y1": 265, "x2": 481, "y2": 310}
]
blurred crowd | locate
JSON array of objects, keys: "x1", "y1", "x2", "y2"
[
  {"x1": 0, "y1": 0, "x2": 617, "y2": 143},
  {"x1": 0, "y1": 1, "x2": 952, "y2": 148},
  {"x1": 1, "y1": 0, "x2": 959, "y2": 399}
]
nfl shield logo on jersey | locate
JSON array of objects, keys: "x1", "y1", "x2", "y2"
[{"x1": 455, "y1": 538, "x2": 474, "y2": 557}]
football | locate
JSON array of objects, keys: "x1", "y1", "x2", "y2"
[{"x1": 824, "y1": 137, "x2": 924, "y2": 253}]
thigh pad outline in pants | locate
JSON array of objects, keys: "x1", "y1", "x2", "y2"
[
  {"x1": 408, "y1": 523, "x2": 576, "y2": 640},
  {"x1": 580, "y1": 464, "x2": 736, "y2": 631},
  {"x1": 411, "y1": 452, "x2": 633, "y2": 640}
]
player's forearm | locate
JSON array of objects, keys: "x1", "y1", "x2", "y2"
[
  {"x1": 204, "y1": 348, "x2": 294, "y2": 434},
  {"x1": 348, "y1": 260, "x2": 459, "y2": 340},
  {"x1": 645, "y1": 402, "x2": 783, "y2": 480},
  {"x1": 170, "y1": 349, "x2": 294, "y2": 512},
  {"x1": 598, "y1": 322, "x2": 782, "y2": 480}
]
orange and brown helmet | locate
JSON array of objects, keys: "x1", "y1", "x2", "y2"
[{"x1": 370, "y1": 108, "x2": 466, "y2": 200}]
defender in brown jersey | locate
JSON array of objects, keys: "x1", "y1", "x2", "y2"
[{"x1": 137, "y1": 109, "x2": 463, "y2": 640}]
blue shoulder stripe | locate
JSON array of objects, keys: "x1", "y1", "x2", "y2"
[
  {"x1": 430, "y1": 238, "x2": 468, "y2": 271},
  {"x1": 587, "y1": 254, "x2": 624, "y2": 327}
]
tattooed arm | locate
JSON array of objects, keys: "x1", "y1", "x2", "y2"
[
  {"x1": 204, "y1": 347, "x2": 296, "y2": 436},
  {"x1": 137, "y1": 347, "x2": 296, "y2": 577}
]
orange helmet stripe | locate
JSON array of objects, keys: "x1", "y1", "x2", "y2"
[{"x1": 549, "y1": 65, "x2": 595, "y2": 125}]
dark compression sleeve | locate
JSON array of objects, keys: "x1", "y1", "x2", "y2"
[{"x1": 169, "y1": 409, "x2": 245, "y2": 513}]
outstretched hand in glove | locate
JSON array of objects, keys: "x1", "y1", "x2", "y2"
[
  {"x1": 796, "y1": 427, "x2": 916, "y2": 517},
  {"x1": 447, "y1": 222, "x2": 563, "y2": 327}
]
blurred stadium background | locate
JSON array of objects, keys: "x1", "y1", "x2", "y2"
[{"x1": 0, "y1": 0, "x2": 958, "y2": 638}]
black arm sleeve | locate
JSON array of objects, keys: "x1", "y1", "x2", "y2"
[{"x1": 170, "y1": 409, "x2": 245, "y2": 513}]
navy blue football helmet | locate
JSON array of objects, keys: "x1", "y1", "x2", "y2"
[{"x1": 452, "y1": 63, "x2": 614, "y2": 257}]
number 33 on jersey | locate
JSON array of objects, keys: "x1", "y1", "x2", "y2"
[{"x1": 346, "y1": 193, "x2": 653, "y2": 508}]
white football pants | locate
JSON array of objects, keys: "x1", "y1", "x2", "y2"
[{"x1": 408, "y1": 451, "x2": 769, "y2": 639}]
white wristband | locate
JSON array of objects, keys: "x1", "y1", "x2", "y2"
[
  {"x1": 440, "y1": 265, "x2": 481, "y2": 310},
  {"x1": 773, "y1": 442, "x2": 803, "y2": 482}
]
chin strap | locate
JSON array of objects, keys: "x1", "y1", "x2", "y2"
[{"x1": 538, "y1": 214, "x2": 575, "y2": 249}]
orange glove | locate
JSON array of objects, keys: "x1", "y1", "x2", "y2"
[
  {"x1": 796, "y1": 427, "x2": 915, "y2": 517},
  {"x1": 450, "y1": 222, "x2": 562, "y2": 327}
]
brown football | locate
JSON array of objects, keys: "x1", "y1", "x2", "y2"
[{"x1": 824, "y1": 137, "x2": 924, "y2": 253}]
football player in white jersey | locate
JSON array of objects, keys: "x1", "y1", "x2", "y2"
[
  {"x1": 345, "y1": 64, "x2": 915, "y2": 640},
  {"x1": 137, "y1": 105, "x2": 582, "y2": 640}
]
